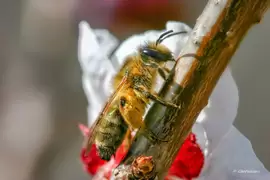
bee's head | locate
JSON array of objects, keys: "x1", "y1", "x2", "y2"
[
  {"x1": 139, "y1": 45, "x2": 173, "y2": 67},
  {"x1": 138, "y1": 30, "x2": 187, "y2": 67}
]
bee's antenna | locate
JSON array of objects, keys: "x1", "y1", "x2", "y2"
[
  {"x1": 175, "y1": 53, "x2": 202, "y2": 63},
  {"x1": 156, "y1": 30, "x2": 174, "y2": 45},
  {"x1": 158, "y1": 31, "x2": 188, "y2": 44}
]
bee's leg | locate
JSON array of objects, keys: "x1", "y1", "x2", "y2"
[
  {"x1": 135, "y1": 86, "x2": 181, "y2": 109},
  {"x1": 123, "y1": 129, "x2": 132, "y2": 151},
  {"x1": 176, "y1": 53, "x2": 201, "y2": 63},
  {"x1": 158, "y1": 68, "x2": 167, "y2": 80},
  {"x1": 158, "y1": 66, "x2": 172, "y2": 80},
  {"x1": 163, "y1": 67, "x2": 170, "y2": 73},
  {"x1": 122, "y1": 115, "x2": 169, "y2": 143},
  {"x1": 140, "y1": 123, "x2": 169, "y2": 143},
  {"x1": 149, "y1": 93, "x2": 181, "y2": 109}
]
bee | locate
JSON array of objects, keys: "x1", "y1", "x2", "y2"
[{"x1": 85, "y1": 30, "x2": 194, "y2": 161}]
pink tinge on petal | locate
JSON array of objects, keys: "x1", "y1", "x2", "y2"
[
  {"x1": 113, "y1": 141, "x2": 129, "y2": 166},
  {"x1": 79, "y1": 124, "x2": 107, "y2": 175},
  {"x1": 92, "y1": 135, "x2": 132, "y2": 178},
  {"x1": 78, "y1": 123, "x2": 90, "y2": 136},
  {"x1": 81, "y1": 146, "x2": 107, "y2": 175},
  {"x1": 92, "y1": 159, "x2": 116, "y2": 180}
]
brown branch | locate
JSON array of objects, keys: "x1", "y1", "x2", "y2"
[{"x1": 113, "y1": 0, "x2": 269, "y2": 179}]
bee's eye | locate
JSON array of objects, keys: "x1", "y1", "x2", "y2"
[
  {"x1": 141, "y1": 48, "x2": 169, "y2": 61},
  {"x1": 120, "y1": 97, "x2": 126, "y2": 107}
]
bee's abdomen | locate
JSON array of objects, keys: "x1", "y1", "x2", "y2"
[{"x1": 95, "y1": 109, "x2": 128, "y2": 161}]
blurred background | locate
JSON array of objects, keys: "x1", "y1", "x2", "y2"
[{"x1": 0, "y1": 0, "x2": 269, "y2": 180}]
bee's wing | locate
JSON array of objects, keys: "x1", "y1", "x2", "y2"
[
  {"x1": 85, "y1": 72, "x2": 129, "y2": 153},
  {"x1": 113, "y1": 57, "x2": 134, "y2": 89}
]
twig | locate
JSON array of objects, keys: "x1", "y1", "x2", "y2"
[{"x1": 113, "y1": 0, "x2": 269, "y2": 179}]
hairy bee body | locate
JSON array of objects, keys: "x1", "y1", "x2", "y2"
[
  {"x1": 114, "y1": 55, "x2": 157, "y2": 122},
  {"x1": 95, "y1": 81, "x2": 150, "y2": 160},
  {"x1": 86, "y1": 30, "x2": 190, "y2": 161},
  {"x1": 95, "y1": 106, "x2": 128, "y2": 160},
  {"x1": 94, "y1": 44, "x2": 173, "y2": 160}
]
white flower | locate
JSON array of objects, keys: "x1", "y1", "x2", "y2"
[{"x1": 78, "y1": 21, "x2": 270, "y2": 180}]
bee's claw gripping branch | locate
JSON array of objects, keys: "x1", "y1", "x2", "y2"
[{"x1": 113, "y1": 0, "x2": 269, "y2": 179}]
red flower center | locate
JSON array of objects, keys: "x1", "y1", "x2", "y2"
[{"x1": 167, "y1": 133, "x2": 204, "y2": 180}]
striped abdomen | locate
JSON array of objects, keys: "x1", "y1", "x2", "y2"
[{"x1": 95, "y1": 107, "x2": 128, "y2": 161}]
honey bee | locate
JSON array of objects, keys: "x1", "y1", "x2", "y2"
[{"x1": 85, "y1": 30, "x2": 194, "y2": 161}]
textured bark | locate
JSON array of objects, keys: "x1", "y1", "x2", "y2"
[{"x1": 113, "y1": 0, "x2": 269, "y2": 179}]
